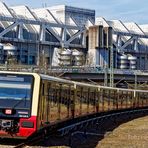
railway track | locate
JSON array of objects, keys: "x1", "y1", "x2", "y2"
[{"x1": 14, "y1": 135, "x2": 44, "y2": 148}]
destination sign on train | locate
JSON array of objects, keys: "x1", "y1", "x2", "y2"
[{"x1": 0, "y1": 76, "x2": 24, "y2": 82}]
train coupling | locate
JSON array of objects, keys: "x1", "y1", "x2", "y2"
[{"x1": 0, "y1": 119, "x2": 18, "y2": 133}]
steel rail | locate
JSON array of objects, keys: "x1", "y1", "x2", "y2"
[{"x1": 14, "y1": 134, "x2": 44, "y2": 148}]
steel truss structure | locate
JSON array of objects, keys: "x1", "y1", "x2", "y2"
[
  {"x1": 96, "y1": 17, "x2": 148, "y2": 52},
  {"x1": 0, "y1": 5, "x2": 86, "y2": 48}
]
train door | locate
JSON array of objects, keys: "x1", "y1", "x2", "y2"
[{"x1": 37, "y1": 80, "x2": 49, "y2": 127}]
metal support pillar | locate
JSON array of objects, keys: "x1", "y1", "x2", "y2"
[
  {"x1": 18, "y1": 22, "x2": 23, "y2": 39},
  {"x1": 134, "y1": 73, "x2": 137, "y2": 89},
  {"x1": 109, "y1": 46, "x2": 114, "y2": 87},
  {"x1": 37, "y1": 42, "x2": 40, "y2": 66},
  {"x1": 104, "y1": 65, "x2": 108, "y2": 86}
]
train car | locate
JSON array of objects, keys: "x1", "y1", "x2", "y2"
[
  {"x1": 0, "y1": 71, "x2": 148, "y2": 139},
  {"x1": 0, "y1": 71, "x2": 40, "y2": 138}
]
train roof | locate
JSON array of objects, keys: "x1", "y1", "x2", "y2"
[
  {"x1": 0, "y1": 71, "x2": 147, "y2": 93},
  {"x1": 40, "y1": 74, "x2": 148, "y2": 93},
  {"x1": 0, "y1": 70, "x2": 37, "y2": 75}
]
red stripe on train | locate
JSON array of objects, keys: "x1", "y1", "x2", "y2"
[{"x1": 19, "y1": 116, "x2": 37, "y2": 137}]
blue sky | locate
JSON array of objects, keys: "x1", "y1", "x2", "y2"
[{"x1": 2, "y1": 0, "x2": 148, "y2": 24}]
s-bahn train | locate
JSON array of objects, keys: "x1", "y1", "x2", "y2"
[{"x1": 0, "y1": 71, "x2": 148, "y2": 139}]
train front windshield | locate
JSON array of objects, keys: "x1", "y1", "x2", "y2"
[{"x1": 0, "y1": 74, "x2": 34, "y2": 116}]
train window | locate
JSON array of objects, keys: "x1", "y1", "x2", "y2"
[
  {"x1": 0, "y1": 74, "x2": 34, "y2": 117},
  {"x1": 39, "y1": 81, "x2": 48, "y2": 122}
]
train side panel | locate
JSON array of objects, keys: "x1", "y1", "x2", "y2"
[{"x1": 36, "y1": 76, "x2": 148, "y2": 130}]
